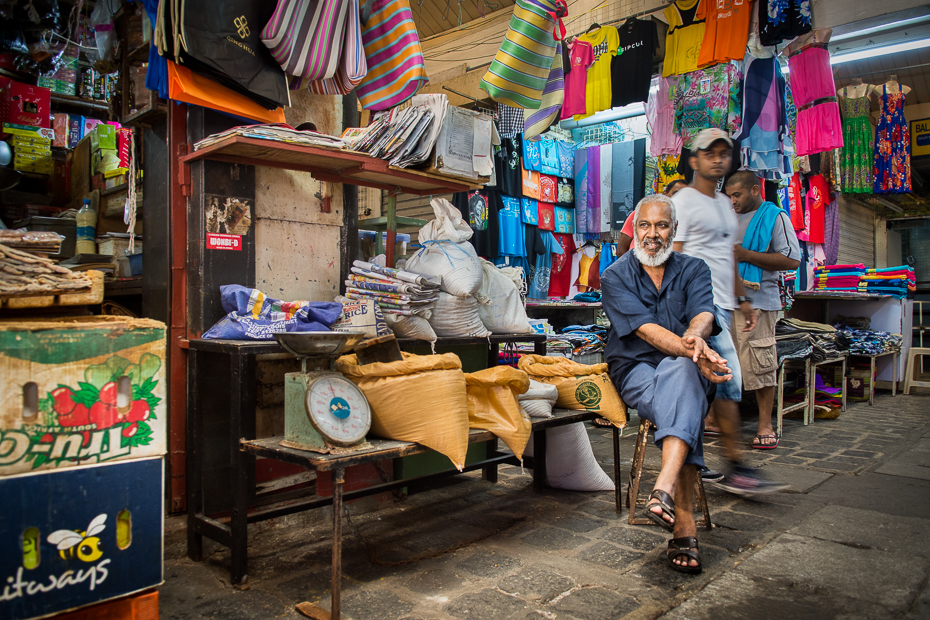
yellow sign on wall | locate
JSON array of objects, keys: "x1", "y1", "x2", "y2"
[{"x1": 911, "y1": 118, "x2": 930, "y2": 157}]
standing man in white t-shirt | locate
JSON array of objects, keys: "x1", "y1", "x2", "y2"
[{"x1": 672, "y1": 128, "x2": 787, "y2": 496}]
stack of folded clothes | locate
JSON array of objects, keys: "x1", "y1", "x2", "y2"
[
  {"x1": 834, "y1": 323, "x2": 904, "y2": 355},
  {"x1": 857, "y1": 265, "x2": 916, "y2": 299},
  {"x1": 776, "y1": 318, "x2": 845, "y2": 362},
  {"x1": 547, "y1": 324, "x2": 607, "y2": 359},
  {"x1": 775, "y1": 332, "x2": 813, "y2": 363},
  {"x1": 813, "y1": 263, "x2": 865, "y2": 292}
]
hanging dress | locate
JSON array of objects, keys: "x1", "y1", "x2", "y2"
[
  {"x1": 787, "y1": 43, "x2": 843, "y2": 156},
  {"x1": 838, "y1": 91, "x2": 873, "y2": 193},
  {"x1": 872, "y1": 85, "x2": 912, "y2": 194}
]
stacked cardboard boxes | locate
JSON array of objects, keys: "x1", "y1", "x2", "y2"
[{"x1": 3, "y1": 122, "x2": 54, "y2": 175}]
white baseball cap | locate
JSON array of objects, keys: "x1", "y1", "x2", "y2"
[{"x1": 693, "y1": 128, "x2": 734, "y2": 150}]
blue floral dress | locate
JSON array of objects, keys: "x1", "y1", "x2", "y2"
[{"x1": 872, "y1": 85, "x2": 911, "y2": 194}]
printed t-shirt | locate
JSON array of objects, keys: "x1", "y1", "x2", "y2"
[
  {"x1": 611, "y1": 18, "x2": 659, "y2": 107},
  {"x1": 672, "y1": 61, "x2": 742, "y2": 150},
  {"x1": 539, "y1": 174, "x2": 557, "y2": 203},
  {"x1": 805, "y1": 174, "x2": 828, "y2": 244},
  {"x1": 554, "y1": 206, "x2": 574, "y2": 233},
  {"x1": 522, "y1": 137, "x2": 542, "y2": 172},
  {"x1": 540, "y1": 140, "x2": 560, "y2": 175},
  {"x1": 620, "y1": 211, "x2": 636, "y2": 248},
  {"x1": 781, "y1": 173, "x2": 804, "y2": 230},
  {"x1": 673, "y1": 187, "x2": 739, "y2": 309},
  {"x1": 736, "y1": 208, "x2": 801, "y2": 311},
  {"x1": 452, "y1": 189, "x2": 501, "y2": 260},
  {"x1": 548, "y1": 233, "x2": 576, "y2": 297},
  {"x1": 556, "y1": 177, "x2": 574, "y2": 207},
  {"x1": 499, "y1": 196, "x2": 525, "y2": 257},
  {"x1": 663, "y1": 0, "x2": 706, "y2": 77},
  {"x1": 538, "y1": 202, "x2": 555, "y2": 231},
  {"x1": 499, "y1": 136, "x2": 523, "y2": 197},
  {"x1": 574, "y1": 26, "x2": 620, "y2": 120},
  {"x1": 527, "y1": 232, "x2": 564, "y2": 300},
  {"x1": 562, "y1": 41, "x2": 594, "y2": 119},
  {"x1": 557, "y1": 141, "x2": 574, "y2": 176},
  {"x1": 697, "y1": 0, "x2": 753, "y2": 67},
  {"x1": 521, "y1": 198, "x2": 538, "y2": 225},
  {"x1": 521, "y1": 169, "x2": 541, "y2": 200}
]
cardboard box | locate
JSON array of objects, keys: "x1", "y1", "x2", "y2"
[
  {"x1": 83, "y1": 118, "x2": 102, "y2": 137},
  {"x1": 2, "y1": 122, "x2": 53, "y2": 142},
  {"x1": 89, "y1": 123, "x2": 116, "y2": 151},
  {"x1": 0, "y1": 317, "x2": 166, "y2": 477},
  {"x1": 53, "y1": 590, "x2": 158, "y2": 620},
  {"x1": 0, "y1": 81, "x2": 51, "y2": 128},
  {"x1": 847, "y1": 369, "x2": 872, "y2": 402},
  {"x1": 52, "y1": 113, "x2": 69, "y2": 147},
  {"x1": 68, "y1": 115, "x2": 85, "y2": 148},
  {"x1": 0, "y1": 458, "x2": 163, "y2": 620},
  {"x1": 117, "y1": 127, "x2": 132, "y2": 168}
]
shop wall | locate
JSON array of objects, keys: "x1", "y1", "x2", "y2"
[
  {"x1": 837, "y1": 195, "x2": 878, "y2": 267},
  {"x1": 254, "y1": 92, "x2": 345, "y2": 303}
]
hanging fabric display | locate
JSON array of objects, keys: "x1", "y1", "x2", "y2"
[
  {"x1": 524, "y1": 42, "x2": 566, "y2": 139},
  {"x1": 586, "y1": 147, "x2": 601, "y2": 235},
  {"x1": 787, "y1": 36, "x2": 843, "y2": 157},
  {"x1": 610, "y1": 139, "x2": 646, "y2": 236},
  {"x1": 498, "y1": 103, "x2": 526, "y2": 137},
  {"x1": 480, "y1": 0, "x2": 567, "y2": 109},
  {"x1": 653, "y1": 155, "x2": 684, "y2": 194},
  {"x1": 611, "y1": 18, "x2": 658, "y2": 107},
  {"x1": 521, "y1": 198, "x2": 539, "y2": 225},
  {"x1": 557, "y1": 141, "x2": 574, "y2": 176},
  {"x1": 540, "y1": 140, "x2": 561, "y2": 175},
  {"x1": 356, "y1": 0, "x2": 429, "y2": 110},
  {"x1": 523, "y1": 137, "x2": 542, "y2": 171},
  {"x1": 696, "y1": 0, "x2": 753, "y2": 68},
  {"x1": 554, "y1": 206, "x2": 574, "y2": 234},
  {"x1": 562, "y1": 40, "x2": 593, "y2": 119},
  {"x1": 522, "y1": 169, "x2": 542, "y2": 200},
  {"x1": 261, "y1": 0, "x2": 350, "y2": 85},
  {"x1": 646, "y1": 76, "x2": 683, "y2": 157},
  {"x1": 734, "y1": 53, "x2": 793, "y2": 179},
  {"x1": 308, "y1": 0, "x2": 368, "y2": 95},
  {"x1": 759, "y1": 0, "x2": 812, "y2": 47},
  {"x1": 663, "y1": 0, "x2": 705, "y2": 77},
  {"x1": 573, "y1": 25, "x2": 619, "y2": 119},
  {"x1": 556, "y1": 177, "x2": 574, "y2": 207},
  {"x1": 673, "y1": 61, "x2": 742, "y2": 150},
  {"x1": 539, "y1": 174, "x2": 557, "y2": 203},
  {"x1": 873, "y1": 84, "x2": 912, "y2": 194},
  {"x1": 538, "y1": 202, "x2": 556, "y2": 231},
  {"x1": 573, "y1": 148, "x2": 589, "y2": 237},
  {"x1": 166, "y1": 61, "x2": 287, "y2": 123},
  {"x1": 838, "y1": 88, "x2": 874, "y2": 193}
]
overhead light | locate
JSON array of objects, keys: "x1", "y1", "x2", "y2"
[
  {"x1": 832, "y1": 15, "x2": 930, "y2": 42},
  {"x1": 830, "y1": 37, "x2": 930, "y2": 65}
]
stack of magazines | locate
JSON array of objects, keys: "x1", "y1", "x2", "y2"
[
  {"x1": 345, "y1": 260, "x2": 439, "y2": 318},
  {"x1": 342, "y1": 94, "x2": 448, "y2": 168},
  {"x1": 193, "y1": 124, "x2": 345, "y2": 151}
]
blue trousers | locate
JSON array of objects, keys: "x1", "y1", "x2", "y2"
[{"x1": 618, "y1": 357, "x2": 713, "y2": 467}]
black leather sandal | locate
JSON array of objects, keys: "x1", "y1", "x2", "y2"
[
  {"x1": 666, "y1": 536, "x2": 702, "y2": 574},
  {"x1": 645, "y1": 489, "x2": 675, "y2": 532}
]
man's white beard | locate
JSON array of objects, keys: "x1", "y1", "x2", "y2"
[{"x1": 633, "y1": 238, "x2": 674, "y2": 267}]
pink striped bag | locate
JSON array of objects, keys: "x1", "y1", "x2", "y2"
[
  {"x1": 261, "y1": 0, "x2": 348, "y2": 84},
  {"x1": 307, "y1": 0, "x2": 368, "y2": 95}
]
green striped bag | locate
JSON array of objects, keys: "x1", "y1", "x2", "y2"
[{"x1": 480, "y1": 0, "x2": 564, "y2": 110}]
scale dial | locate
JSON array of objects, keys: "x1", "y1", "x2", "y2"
[{"x1": 304, "y1": 373, "x2": 371, "y2": 446}]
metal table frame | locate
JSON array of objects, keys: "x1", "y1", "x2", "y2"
[{"x1": 185, "y1": 335, "x2": 549, "y2": 587}]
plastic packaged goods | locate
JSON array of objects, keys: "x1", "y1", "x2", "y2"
[
  {"x1": 336, "y1": 352, "x2": 470, "y2": 469},
  {"x1": 465, "y1": 366, "x2": 531, "y2": 459},
  {"x1": 517, "y1": 355, "x2": 626, "y2": 427}
]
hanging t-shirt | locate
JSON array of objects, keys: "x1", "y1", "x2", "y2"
[
  {"x1": 696, "y1": 0, "x2": 753, "y2": 68},
  {"x1": 611, "y1": 18, "x2": 659, "y2": 107},
  {"x1": 646, "y1": 76, "x2": 684, "y2": 157},
  {"x1": 781, "y1": 173, "x2": 805, "y2": 231},
  {"x1": 527, "y1": 232, "x2": 564, "y2": 300},
  {"x1": 540, "y1": 140, "x2": 560, "y2": 175},
  {"x1": 539, "y1": 174, "x2": 557, "y2": 203},
  {"x1": 538, "y1": 202, "x2": 556, "y2": 231},
  {"x1": 521, "y1": 198, "x2": 538, "y2": 225},
  {"x1": 522, "y1": 136, "x2": 542, "y2": 172},
  {"x1": 562, "y1": 40, "x2": 594, "y2": 119},
  {"x1": 556, "y1": 177, "x2": 574, "y2": 207},
  {"x1": 806, "y1": 174, "x2": 828, "y2": 244},
  {"x1": 574, "y1": 26, "x2": 620, "y2": 120},
  {"x1": 575, "y1": 245, "x2": 601, "y2": 292},
  {"x1": 759, "y1": 0, "x2": 812, "y2": 47},
  {"x1": 548, "y1": 233, "x2": 576, "y2": 297},
  {"x1": 557, "y1": 141, "x2": 574, "y2": 177},
  {"x1": 620, "y1": 211, "x2": 636, "y2": 248},
  {"x1": 672, "y1": 60, "x2": 741, "y2": 150},
  {"x1": 522, "y1": 169, "x2": 541, "y2": 200},
  {"x1": 499, "y1": 136, "x2": 523, "y2": 197},
  {"x1": 554, "y1": 205, "x2": 574, "y2": 233},
  {"x1": 499, "y1": 196, "x2": 525, "y2": 257},
  {"x1": 452, "y1": 189, "x2": 501, "y2": 260},
  {"x1": 663, "y1": 0, "x2": 706, "y2": 77}
]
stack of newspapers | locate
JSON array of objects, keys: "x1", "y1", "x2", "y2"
[
  {"x1": 193, "y1": 124, "x2": 345, "y2": 151},
  {"x1": 341, "y1": 94, "x2": 448, "y2": 168}
]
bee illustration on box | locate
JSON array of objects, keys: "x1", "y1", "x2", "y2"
[{"x1": 47, "y1": 514, "x2": 106, "y2": 563}]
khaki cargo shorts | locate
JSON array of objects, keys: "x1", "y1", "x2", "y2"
[{"x1": 733, "y1": 309, "x2": 778, "y2": 391}]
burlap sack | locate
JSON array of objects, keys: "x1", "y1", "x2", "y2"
[
  {"x1": 336, "y1": 352, "x2": 469, "y2": 469},
  {"x1": 517, "y1": 354, "x2": 626, "y2": 427}
]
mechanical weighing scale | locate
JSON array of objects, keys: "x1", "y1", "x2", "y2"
[{"x1": 274, "y1": 332, "x2": 373, "y2": 453}]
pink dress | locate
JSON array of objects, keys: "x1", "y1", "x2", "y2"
[
  {"x1": 645, "y1": 76, "x2": 683, "y2": 157},
  {"x1": 562, "y1": 41, "x2": 593, "y2": 119},
  {"x1": 787, "y1": 44, "x2": 844, "y2": 156}
]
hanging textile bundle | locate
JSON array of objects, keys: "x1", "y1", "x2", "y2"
[
  {"x1": 307, "y1": 0, "x2": 368, "y2": 95},
  {"x1": 261, "y1": 0, "x2": 349, "y2": 84},
  {"x1": 480, "y1": 0, "x2": 568, "y2": 110},
  {"x1": 523, "y1": 41, "x2": 565, "y2": 139},
  {"x1": 356, "y1": 0, "x2": 429, "y2": 110}
]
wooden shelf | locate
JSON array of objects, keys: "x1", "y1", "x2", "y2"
[
  {"x1": 180, "y1": 136, "x2": 483, "y2": 196},
  {"x1": 122, "y1": 102, "x2": 167, "y2": 127},
  {"x1": 50, "y1": 93, "x2": 111, "y2": 117}
]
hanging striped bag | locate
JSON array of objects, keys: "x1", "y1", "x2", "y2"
[
  {"x1": 480, "y1": 0, "x2": 567, "y2": 110},
  {"x1": 304, "y1": 0, "x2": 368, "y2": 94},
  {"x1": 356, "y1": 0, "x2": 429, "y2": 111},
  {"x1": 523, "y1": 42, "x2": 565, "y2": 139},
  {"x1": 261, "y1": 0, "x2": 349, "y2": 84}
]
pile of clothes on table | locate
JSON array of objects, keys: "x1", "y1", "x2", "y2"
[
  {"x1": 775, "y1": 318, "x2": 844, "y2": 363},
  {"x1": 813, "y1": 263, "x2": 865, "y2": 292},
  {"x1": 833, "y1": 322, "x2": 904, "y2": 356},
  {"x1": 546, "y1": 324, "x2": 607, "y2": 359},
  {"x1": 857, "y1": 265, "x2": 916, "y2": 299}
]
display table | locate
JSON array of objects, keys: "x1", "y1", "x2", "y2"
[
  {"x1": 790, "y1": 293, "x2": 912, "y2": 388},
  {"x1": 185, "y1": 334, "x2": 548, "y2": 589}
]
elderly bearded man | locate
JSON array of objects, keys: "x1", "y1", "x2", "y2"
[{"x1": 601, "y1": 194, "x2": 733, "y2": 574}]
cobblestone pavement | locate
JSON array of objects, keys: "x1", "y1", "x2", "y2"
[{"x1": 161, "y1": 391, "x2": 930, "y2": 620}]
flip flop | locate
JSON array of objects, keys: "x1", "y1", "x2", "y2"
[
  {"x1": 703, "y1": 428, "x2": 722, "y2": 437},
  {"x1": 645, "y1": 489, "x2": 675, "y2": 532},
  {"x1": 666, "y1": 536, "x2": 702, "y2": 574},
  {"x1": 592, "y1": 417, "x2": 613, "y2": 427},
  {"x1": 752, "y1": 434, "x2": 779, "y2": 450}
]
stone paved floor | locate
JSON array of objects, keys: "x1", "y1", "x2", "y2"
[{"x1": 161, "y1": 389, "x2": 930, "y2": 620}]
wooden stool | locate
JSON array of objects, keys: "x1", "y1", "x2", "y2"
[
  {"x1": 624, "y1": 418, "x2": 712, "y2": 530},
  {"x1": 904, "y1": 347, "x2": 930, "y2": 394}
]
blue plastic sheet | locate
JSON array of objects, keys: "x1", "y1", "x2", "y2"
[{"x1": 202, "y1": 285, "x2": 343, "y2": 340}]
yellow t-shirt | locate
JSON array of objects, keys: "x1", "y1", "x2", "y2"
[
  {"x1": 663, "y1": 0, "x2": 706, "y2": 77},
  {"x1": 574, "y1": 26, "x2": 620, "y2": 120}
]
